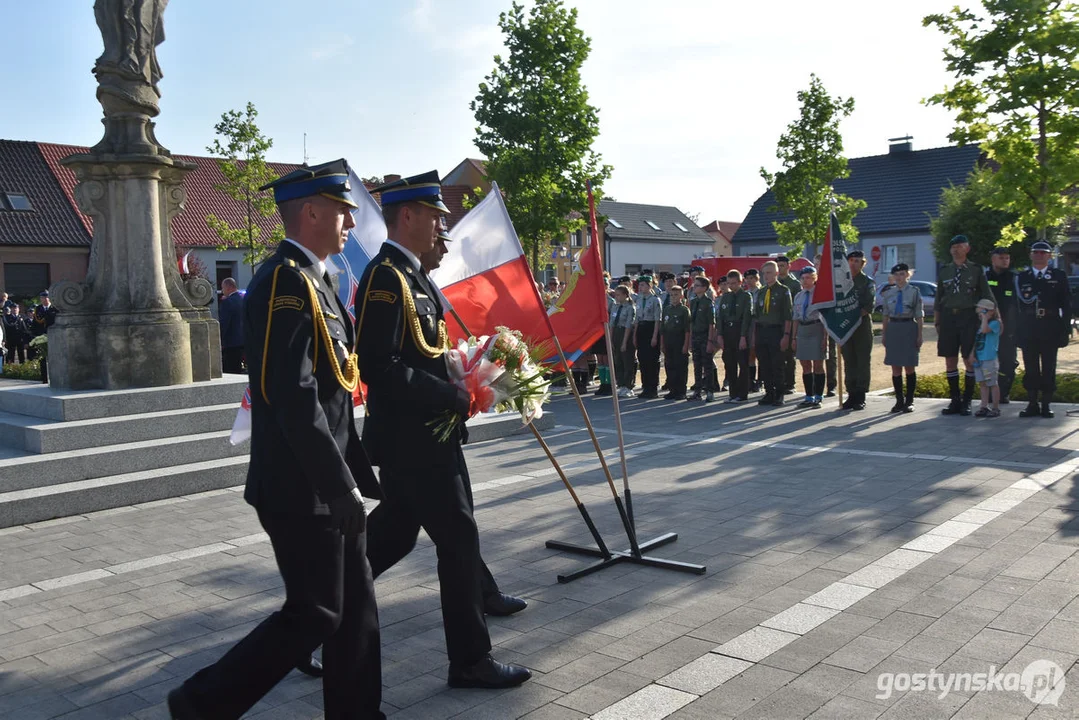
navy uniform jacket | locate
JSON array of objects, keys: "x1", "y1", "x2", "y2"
[
  {"x1": 243, "y1": 241, "x2": 380, "y2": 514},
  {"x1": 1015, "y1": 266, "x2": 1072, "y2": 348},
  {"x1": 355, "y1": 243, "x2": 464, "y2": 469},
  {"x1": 218, "y1": 291, "x2": 245, "y2": 349},
  {"x1": 32, "y1": 305, "x2": 58, "y2": 335}
]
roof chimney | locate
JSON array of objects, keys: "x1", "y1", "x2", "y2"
[
  {"x1": 383, "y1": 174, "x2": 401, "y2": 183},
  {"x1": 889, "y1": 135, "x2": 913, "y2": 154}
]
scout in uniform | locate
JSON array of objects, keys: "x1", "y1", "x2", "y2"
[
  {"x1": 755, "y1": 261, "x2": 793, "y2": 406},
  {"x1": 357, "y1": 171, "x2": 531, "y2": 690},
  {"x1": 633, "y1": 275, "x2": 663, "y2": 398},
  {"x1": 611, "y1": 285, "x2": 637, "y2": 397},
  {"x1": 743, "y1": 268, "x2": 761, "y2": 391},
  {"x1": 689, "y1": 276, "x2": 717, "y2": 402},
  {"x1": 791, "y1": 266, "x2": 827, "y2": 408},
  {"x1": 776, "y1": 256, "x2": 802, "y2": 393},
  {"x1": 840, "y1": 250, "x2": 875, "y2": 411},
  {"x1": 880, "y1": 263, "x2": 923, "y2": 413},
  {"x1": 1016, "y1": 240, "x2": 1072, "y2": 418},
  {"x1": 717, "y1": 269, "x2": 752, "y2": 402},
  {"x1": 169, "y1": 160, "x2": 385, "y2": 720},
  {"x1": 985, "y1": 247, "x2": 1019, "y2": 402},
  {"x1": 935, "y1": 234, "x2": 993, "y2": 415},
  {"x1": 660, "y1": 285, "x2": 691, "y2": 399}
]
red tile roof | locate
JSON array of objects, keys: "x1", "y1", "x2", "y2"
[
  {"x1": 30, "y1": 141, "x2": 473, "y2": 248},
  {"x1": 0, "y1": 141, "x2": 92, "y2": 247},
  {"x1": 700, "y1": 220, "x2": 742, "y2": 242}
]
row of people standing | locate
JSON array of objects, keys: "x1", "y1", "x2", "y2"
[{"x1": 2, "y1": 290, "x2": 57, "y2": 365}]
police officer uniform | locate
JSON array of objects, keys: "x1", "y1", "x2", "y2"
[
  {"x1": 717, "y1": 281, "x2": 752, "y2": 401},
  {"x1": 357, "y1": 172, "x2": 530, "y2": 689},
  {"x1": 936, "y1": 234, "x2": 993, "y2": 414},
  {"x1": 754, "y1": 277, "x2": 792, "y2": 406},
  {"x1": 1016, "y1": 241, "x2": 1071, "y2": 418},
  {"x1": 840, "y1": 251, "x2": 875, "y2": 411},
  {"x1": 985, "y1": 247, "x2": 1019, "y2": 401},
  {"x1": 660, "y1": 292, "x2": 690, "y2": 399},
  {"x1": 634, "y1": 277, "x2": 663, "y2": 398},
  {"x1": 170, "y1": 160, "x2": 385, "y2": 720},
  {"x1": 777, "y1": 258, "x2": 801, "y2": 393}
]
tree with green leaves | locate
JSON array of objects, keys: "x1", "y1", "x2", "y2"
[
  {"x1": 760, "y1": 74, "x2": 866, "y2": 258},
  {"x1": 924, "y1": 0, "x2": 1079, "y2": 244},
  {"x1": 930, "y1": 167, "x2": 1026, "y2": 267},
  {"x1": 205, "y1": 102, "x2": 283, "y2": 272},
  {"x1": 471, "y1": 0, "x2": 611, "y2": 272}
]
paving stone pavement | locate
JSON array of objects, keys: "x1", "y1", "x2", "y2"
[{"x1": 3, "y1": 391, "x2": 1079, "y2": 719}]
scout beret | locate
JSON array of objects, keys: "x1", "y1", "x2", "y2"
[
  {"x1": 949, "y1": 234, "x2": 970, "y2": 246},
  {"x1": 846, "y1": 250, "x2": 865, "y2": 259},
  {"x1": 799, "y1": 266, "x2": 818, "y2": 276},
  {"x1": 989, "y1": 246, "x2": 1011, "y2": 255},
  {"x1": 891, "y1": 263, "x2": 909, "y2": 273}
]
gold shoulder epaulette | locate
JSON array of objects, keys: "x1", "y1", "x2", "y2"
[
  {"x1": 381, "y1": 258, "x2": 394, "y2": 267},
  {"x1": 284, "y1": 257, "x2": 297, "y2": 268}
]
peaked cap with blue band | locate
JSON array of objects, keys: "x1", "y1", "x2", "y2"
[
  {"x1": 371, "y1": 170, "x2": 450, "y2": 213},
  {"x1": 259, "y1": 158, "x2": 357, "y2": 209}
]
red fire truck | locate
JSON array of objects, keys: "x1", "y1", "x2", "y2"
[{"x1": 693, "y1": 256, "x2": 813, "y2": 286}]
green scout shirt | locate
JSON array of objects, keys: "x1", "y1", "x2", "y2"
[
  {"x1": 853, "y1": 272, "x2": 874, "y2": 314},
  {"x1": 937, "y1": 261, "x2": 992, "y2": 312},
  {"x1": 716, "y1": 289, "x2": 752, "y2": 337},
  {"x1": 689, "y1": 294, "x2": 714, "y2": 335},
  {"x1": 661, "y1": 304, "x2": 690, "y2": 343},
  {"x1": 754, "y1": 282, "x2": 792, "y2": 325},
  {"x1": 778, "y1": 273, "x2": 801, "y2": 299}
]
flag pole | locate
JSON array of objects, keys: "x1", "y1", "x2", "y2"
[
  {"x1": 602, "y1": 319, "x2": 634, "y2": 527},
  {"x1": 449, "y1": 306, "x2": 614, "y2": 568}
]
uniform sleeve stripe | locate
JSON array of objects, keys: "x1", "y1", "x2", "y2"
[{"x1": 261, "y1": 266, "x2": 283, "y2": 405}]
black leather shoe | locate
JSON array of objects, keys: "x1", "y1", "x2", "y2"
[
  {"x1": 167, "y1": 687, "x2": 204, "y2": 720},
  {"x1": 1019, "y1": 400, "x2": 1040, "y2": 417},
  {"x1": 959, "y1": 402, "x2": 972, "y2": 416},
  {"x1": 941, "y1": 400, "x2": 963, "y2": 415},
  {"x1": 1042, "y1": 403, "x2": 1055, "y2": 419},
  {"x1": 484, "y1": 592, "x2": 528, "y2": 616},
  {"x1": 448, "y1": 654, "x2": 532, "y2": 689},
  {"x1": 296, "y1": 655, "x2": 324, "y2": 678}
]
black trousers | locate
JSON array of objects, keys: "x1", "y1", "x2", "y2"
[
  {"x1": 755, "y1": 324, "x2": 784, "y2": 397},
  {"x1": 365, "y1": 444, "x2": 491, "y2": 665},
  {"x1": 222, "y1": 346, "x2": 245, "y2": 374},
  {"x1": 691, "y1": 334, "x2": 715, "y2": 392},
  {"x1": 998, "y1": 329, "x2": 1018, "y2": 397},
  {"x1": 5, "y1": 342, "x2": 25, "y2": 364},
  {"x1": 636, "y1": 322, "x2": 660, "y2": 393},
  {"x1": 663, "y1": 346, "x2": 689, "y2": 395},
  {"x1": 783, "y1": 344, "x2": 796, "y2": 390},
  {"x1": 826, "y1": 336, "x2": 837, "y2": 390},
  {"x1": 1022, "y1": 333, "x2": 1060, "y2": 398},
  {"x1": 721, "y1": 328, "x2": 749, "y2": 399},
  {"x1": 183, "y1": 511, "x2": 382, "y2": 720}
]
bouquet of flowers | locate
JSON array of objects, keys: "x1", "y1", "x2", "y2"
[{"x1": 430, "y1": 326, "x2": 554, "y2": 442}]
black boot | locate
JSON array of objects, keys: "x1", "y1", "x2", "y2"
[
  {"x1": 960, "y1": 371, "x2": 976, "y2": 415},
  {"x1": 942, "y1": 372, "x2": 962, "y2": 415},
  {"x1": 891, "y1": 376, "x2": 905, "y2": 413},
  {"x1": 851, "y1": 390, "x2": 866, "y2": 411},
  {"x1": 1042, "y1": 400, "x2": 1055, "y2": 418},
  {"x1": 904, "y1": 372, "x2": 916, "y2": 412},
  {"x1": 799, "y1": 373, "x2": 815, "y2": 406},
  {"x1": 1019, "y1": 391, "x2": 1040, "y2": 418}
]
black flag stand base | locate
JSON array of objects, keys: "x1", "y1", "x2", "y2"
[{"x1": 545, "y1": 532, "x2": 706, "y2": 583}]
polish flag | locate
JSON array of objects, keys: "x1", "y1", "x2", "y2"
[{"x1": 431, "y1": 182, "x2": 606, "y2": 365}]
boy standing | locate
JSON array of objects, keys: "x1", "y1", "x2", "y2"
[
  {"x1": 717, "y1": 270, "x2": 752, "y2": 402},
  {"x1": 689, "y1": 277, "x2": 716, "y2": 402},
  {"x1": 611, "y1": 286, "x2": 637, "y2": 398},
  {"x1": 661, "y1": 286, "x2": 691, "y2": 400}
]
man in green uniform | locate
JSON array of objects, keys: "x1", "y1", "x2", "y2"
[
  {"x1": 717, "y1": 270, "x2": 752, "y2": 402},
  {"x1": 688, "y1": 276, "x2": 716, "y2": 402},
  {"x1": 660, "y1": 285, "x2": 691, "y2": 399},
  {"x1": 936, "y1": 234, "x2": 993, "y2": 415},
  {"x1": 776, "y1": 256, "x2": 802, "y2": 394},
  {"x1": 840, "y1": 250, "x2": 875, "y2": 411},
  {"x1": 754, "y1": 261, "x2": 793, "y2": 406}
]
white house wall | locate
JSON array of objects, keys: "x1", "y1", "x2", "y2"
[{"x1": 607, "y1": 240, "x2": 713, "y2": 276}]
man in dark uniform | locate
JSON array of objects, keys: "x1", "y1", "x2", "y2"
[
  {"x1": 839, "y1": 251, "x2": 874, "y2": 410},
  {"x1": 357, "y1": 171, "x2": 531, "y2": 689},
  {"x1": 218, "y1": 277, "x2": 245, "y2": 374},
  {"x1": 168, "y1": 160, "x2": 384, "y2": 720},
  {"x1": 936, "y1": 234, "x2": 993, "y2": 415},
  {"x1": 717, "y1": 269, "x2": 752, "y2": 402},
  {"x1": 776, "y1": 256, "x2": 801, "y2": 393},
  {"x1": 1016, "y1": 240, "x2": 1071, "y2": 418},
  {"x1": 32, "y1": 290, "x2": 58, "y2": 336},
  {"x1": 755, "y1": 260, "x2": 792, "y2": 407},
  {"x1": 660, "y1": 284, "x2": 690, "y2": 399},
  {"x1": 985, "y1": 247, "x2": 1019, "y2": 402}
]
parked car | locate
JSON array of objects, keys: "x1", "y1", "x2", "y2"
[{"x1": 874, "y1": 280, "x2": 936, "y2": 317}]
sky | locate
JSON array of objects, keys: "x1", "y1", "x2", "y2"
[{"x1": 1, "y1": 0, "x2": 962, "y2": 225}]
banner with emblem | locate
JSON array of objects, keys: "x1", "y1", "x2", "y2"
[{"x1": 809, "y1": 212, "x2": 863, "y2": 345}]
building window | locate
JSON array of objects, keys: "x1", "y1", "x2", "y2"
[
  {"x1": 608, "y1": 218, "x2": 623, "y2": 229},
  {"x1": 4, "y1": 263, "x2": 50, "y2": 299},
  {"x1": 1, "y1": 192, "x2": 32, "y2": 211},
  {"x1": 883, "y1": 243, "x2": 916, "y2": 271},
  {"x1": 645, "y1": 220, "x2": 661, "y2": 231},
  {"x1": 673, "y1": 222, "x2": 689, "y2": 233}
]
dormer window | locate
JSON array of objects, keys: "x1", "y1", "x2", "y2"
[
  {"x1": 645, "y1": 220, "x2": 661, "y2": 231},
  {"x1": 1, "y1": 192, "x2": 32, "y2": 211}
]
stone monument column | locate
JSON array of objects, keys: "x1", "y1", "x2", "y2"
[{"x1": 49, "y1": 0, "x2": 221, "y2": 389}]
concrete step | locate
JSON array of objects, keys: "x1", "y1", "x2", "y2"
[
  {"x1": 0, "y1": 456, "x2": 249, "y2": 528},
  {"x1": 0, "y1": 375, "x2": 249, "y2": 421},
  {"x1": 0, "y1": 404, "x2": 238, "y2": 454},
  {"x1": 0, "y1": 430, "x2": 245, "y2": 493}
]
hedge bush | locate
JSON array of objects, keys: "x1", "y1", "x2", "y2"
[
  {"x1": 1, "y1": 359, "x2": 43, "y2": 381},
  {"x1": 910, "y1": 370, "x2": 1079, "y2": 403}
]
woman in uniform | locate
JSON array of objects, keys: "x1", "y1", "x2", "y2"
[
  {"x1": 791, "y1": 267, "x2": 827, "y2": 408},
  {"x1": 880, "y1": 263, "x2": 924, "y2": 413}
]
